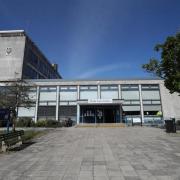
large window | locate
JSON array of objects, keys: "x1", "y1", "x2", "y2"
[
  {"x1": 60, "y1": 86, "x2": 77, "y2": 101},
  {"x1": 18, "y1": 107, "x2": 35, "y2": 117},
  {"x1": 100, "y1": 85, "x2": 118, "y2": 99},
  {"x1": 121, "y1": 85, "x2": 139, "y2": 100},
  {"x1": 80, "y1": 86, "x2": 98, "y2": 100},
  {"x1": 39, "y1": 87, "x2": 57, "y2": 103},
  {"x1": 141, "y1": 84, "x2": 161, "y2": 104}
]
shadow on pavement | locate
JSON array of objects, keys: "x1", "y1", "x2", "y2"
[{"x1": 9, "y1": 141, "x2": 35, "y2": 152}]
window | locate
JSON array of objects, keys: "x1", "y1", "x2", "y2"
[
  {"x1": 80, "y1": 86, "x2": 98, "y2": 100},
  {"x1": 60, "y1": 86, "x2": 77, "y2": 101},
  {"x1": 39, "y1": 87, "x2": 57, "y2": 101},
  {"x1": 121, "y1": 85, "x2": 139, "y2": 100},
  {"x1": 100, "y1": 85, "x2": 118, "y2": 99},
  {"x1": 142, "y1": 90, "x2": 160, "y2": 100}
]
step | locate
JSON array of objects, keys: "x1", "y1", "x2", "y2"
[{"x1": 75, "y1": 123, "x2": 126, "y2": 128}]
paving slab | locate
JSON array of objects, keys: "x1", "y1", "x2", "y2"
[{"x1": 0, "y1": 127, "x2": 180, "y2": 180}]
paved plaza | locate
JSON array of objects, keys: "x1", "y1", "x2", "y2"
[{"x1": 0, "y1": 127, "x2": 180, "y2": 180}]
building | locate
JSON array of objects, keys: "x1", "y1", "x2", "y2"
[
  {"x1": 0, "y1": 30, "x2": 61, "y2": 81},
  {"x1": 16, "y1": 79, "x2": 180, "y2": 125},
  {"x1": 0, "y1": 30, "x2": 180, "y2": 125}
]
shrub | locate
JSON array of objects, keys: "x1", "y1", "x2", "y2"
[
  {"x1": 46, "y1": 120, "x2": 61, "y2": 128},
  {"x1": 16, "y1": 117, "x2": 35, "y2": 127},
  {"x1": 61, "y1": 118, "x2": 73, "y2": 127},
  {"x1": 35, "y1": 120, "x2": 62, "y2": 128},
  {"x1": 176, "y1": 120, "x2": 180, "y2": 126},
  {"x1": 35, "y1": 120, "x2": 46, "y2": 127}
]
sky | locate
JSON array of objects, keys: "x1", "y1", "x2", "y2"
[{"x1": 0, "y1": 0, "x2": 180, "y2": 79}]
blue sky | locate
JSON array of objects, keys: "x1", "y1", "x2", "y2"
[{"x1": 0, "y1": 0, "x2": 180, "y2": 79}]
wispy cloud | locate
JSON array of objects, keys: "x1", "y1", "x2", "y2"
[{"x1": 77, "y1": 63, "x2": 131, "y2": 79}]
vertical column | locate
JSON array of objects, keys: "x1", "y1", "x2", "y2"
[
  {"x1": 118, "y1": 84, "x2": 121, "y2": 99},
  {"x1": 119, "y1": 105, "x2": 122, "y2": 123},
  {"x1": 98, "y1": 84, "x2": 101, "y2": 99},
  {"x1": 56, "y1": 86, "x2": 60, "y2": 121},
  {"x1": 118, "y1": 84, "x2": 122, "y2": 123},
  {"x1": 34, "y1": 86, "x2": 40, "y2": 123},
  {"x1": 139, "y1": 84, "x2": 144, "y2": 125},
  {"x1": 77, "y1": 85, "x2": 80, "y2": 100},
  {"x1": 77, "y1": 104, "x2": 80, "y2": 124},
  {"x1": 159, "y1": 83, "x2": 164, "y2": 121}
]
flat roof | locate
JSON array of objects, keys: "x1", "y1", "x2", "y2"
[
  {"x1": 27, "y1": 77, "x2": 162, "y2": 82},
  {"x1": 0, "y1": 30, "x2": 24, "y2": 33}
]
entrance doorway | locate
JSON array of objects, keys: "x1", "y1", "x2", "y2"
[{"x1": 80, "y1": 105, "x2": 121, "y2": 123}]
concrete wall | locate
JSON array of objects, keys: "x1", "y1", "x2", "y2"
[
  {"x1": 160, "y1": 83, "x2": 180, "y2": 120},
  {"x1": 0, "y1": 36, "x2": 26, "y2": 81}
]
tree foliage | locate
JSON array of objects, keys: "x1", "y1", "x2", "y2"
[
  {"x1": 0, "y1": 80, "x2": 35, "y2": 131},
  {"x1": 142, "y1": 33, "x2": 180, "y2": 94}
]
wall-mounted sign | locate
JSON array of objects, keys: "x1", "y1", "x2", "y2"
[{"x1": 88, "y1": 99, "x2": 113, "y2": 104}]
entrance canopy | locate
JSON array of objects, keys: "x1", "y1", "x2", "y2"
[{"x1": 77, "y1": 99, "x2": 124, "y2": 105}]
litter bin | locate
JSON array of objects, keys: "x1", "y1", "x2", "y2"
[{"x1": 165, "y1": 119, "x2": 176, "y2": 133}]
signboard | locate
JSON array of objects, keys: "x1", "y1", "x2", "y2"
[
  {"x1": 132, "y1": 117, "x2": 141, "y2": 123},
  {"x1": 88, "y1": 99, "x2": 113, "y2": 104}
]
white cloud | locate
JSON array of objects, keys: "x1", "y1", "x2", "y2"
[{"x1": 77, "y1": 63, "x2": 131, "y2": 79}]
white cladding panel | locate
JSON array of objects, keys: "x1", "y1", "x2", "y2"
[
  {"x1": 80, "y1": 91, "x2": 98, "y2": 100},
  {"x1": 60, "y1": 91, "x2": 77, "y2": 101},
  {"x1": 18, "y1": 107, "x2": 35, "y2": 117},
  {"x1": 142, "y1": 91, "x2": 160, "y2": 100},
  {"x1": 122, "y1": 91, "x2": 139, "y2": 100},
  {"x1": 101, "y1": 91, "x2": 118, "y2": 99},
  {"x1": 143, "y1": 105, "x2": 161, "y2": 111},
  {"x1": 122, "y1": 106, "x2": 140, "y2": 111},
  {"x1": 40, "y1": 91, "x2": 57, "y2": 101}
]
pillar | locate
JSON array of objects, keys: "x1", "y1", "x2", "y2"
[
  {"x1": 77, "y1": 104, "x2": 80, "y2": 124},
  {"x1": 118, "y1": 84, "x2": 121, "y2": 99},
  {"x1": 56, "y1": 86, "x2": 60, "y2": 121},
  {"x1": 34, "y1": 86, "x2": 40, "y2": 123},
  {"x1": 98, "y1": 84, "x2": 101, "y2": 99},
  {"x1": 139, "y1": 84, "x2": 144, "y2": 125}
]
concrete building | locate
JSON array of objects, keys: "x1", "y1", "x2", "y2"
[
  {"x1": 0, "y1": 30, "x2": 61, "y2": 81},
  {"x1": 16, "y1": 79, "x2": 180, "y2": 125},
  {"x1": 0, "y1": 30, "x2": 179, "y2": 125}
]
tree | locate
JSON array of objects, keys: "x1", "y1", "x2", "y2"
[
  {"x1": 0, "y1": 80, "x2": 35, "y2": 131},
  {"x1": 142, "y1": 33, "x2": 180, "y2": 94}
]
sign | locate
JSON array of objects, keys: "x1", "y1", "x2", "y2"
[
  {"x1": 132, "y1": 117, "x2": 141, "y2": 123},
  {"x1": 88, "y1": 99, "x2": 113, "y2": 104}
]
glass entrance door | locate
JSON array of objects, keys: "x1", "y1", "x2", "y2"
[
  {"x1": 80, "y1": 105, "x2": 121, "y2": 123},
  {"x1": 96, "y1": 109, "x2": 104, "y2": 123}
]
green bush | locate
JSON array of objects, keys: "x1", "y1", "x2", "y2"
[
  {"x1": 16, "y1": 117, "x2": 35, "y2": 127},
  {"x1": 35, "y1": 120, "x2": 46, "y2": 127},
  {"x1": 46, "y1": 120, "x2": 60, "y2": 127},
  {"x1": 35, "y1": 120, "x2": 62, "y2": 128},
  {"x1": 176, "y1": 120, "x2": 180, "y2": 126}
]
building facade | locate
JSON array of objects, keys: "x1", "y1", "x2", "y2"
[
  {"x1": 16, "y1": 79, "x2": 180, "y2": 125},
  {"x1": 1, "y1": 30, "x2": 180, "y2": 125},
  {"x1": 0, "y1": 30, "x2": 61, "y2": 81}
]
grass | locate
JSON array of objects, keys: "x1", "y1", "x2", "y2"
[
  {"x1": 22, "y1": 130, "x2": 49, "y2": 141},
  {"x1": 0, "y1": 129, "x2": 49, "y2": 141}
]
